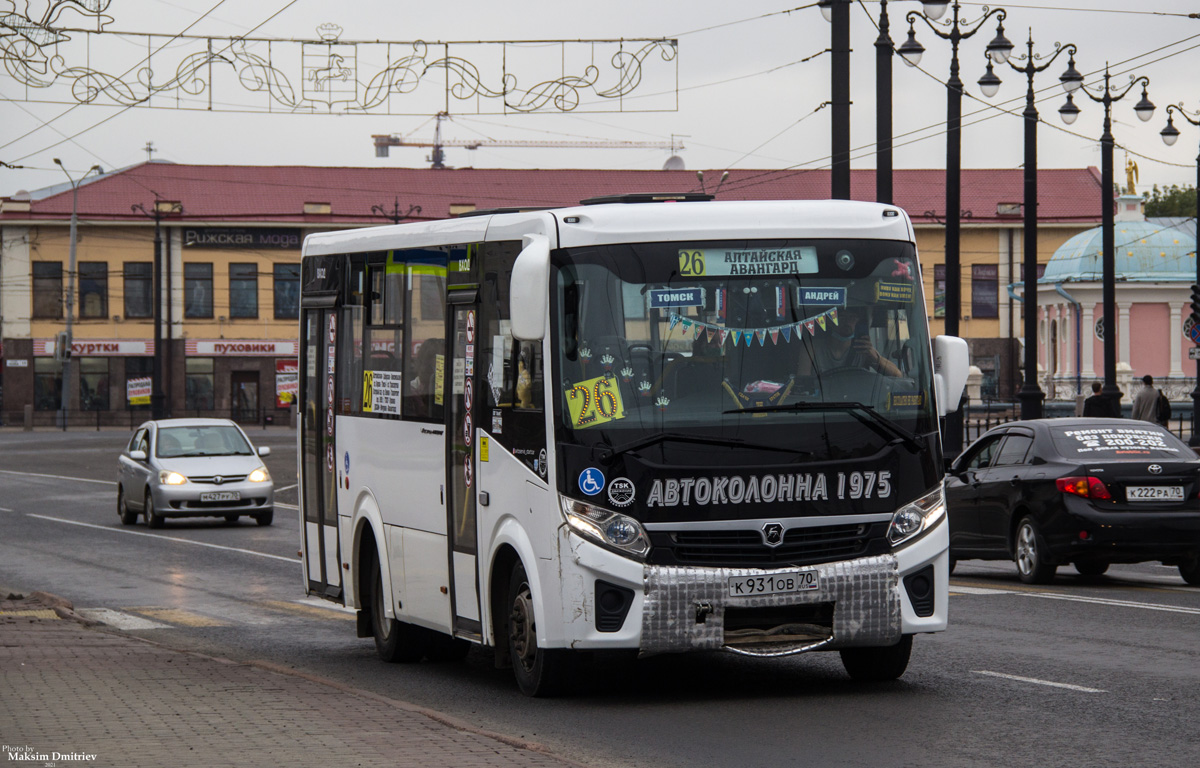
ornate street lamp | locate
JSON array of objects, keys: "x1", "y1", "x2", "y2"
[
  {"x1": 1160, "y1": 103, "x2": 1200, "y2": 444},
  {"x1": 900, "y1": 1, "x2": 1012, "y2": 454},
  {"x1": 979, "y1": 32, "x2": 1080, "y2": 421},
  {"x1": 1068, "y1": 66, "x2": 1155, "y2": 415}
]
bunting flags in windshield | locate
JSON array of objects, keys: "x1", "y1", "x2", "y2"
[{"x1": 668, "y1": 307, "x2": 839, "y2": 347}]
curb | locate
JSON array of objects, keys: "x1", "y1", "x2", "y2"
[{"x1": 28, "y1": 590, "x2": 104, "y2": 626}]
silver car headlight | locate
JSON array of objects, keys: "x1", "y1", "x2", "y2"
[
  {"x1": 560, "y1": 496, "x2": 649, "y2": 560},
  {"x1": 887, "y1": 485, "x2": 946, "y2": 547},
  {"x1": 159, "y1": 470, "x2": 187, "y2": 485},
  {"x1": 247, "y1": 467, "x2": 271, "y2": 483}
]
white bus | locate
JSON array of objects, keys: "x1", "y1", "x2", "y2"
[{"x1": 299, "y1": 195, "x2": 969, "y2": 696}]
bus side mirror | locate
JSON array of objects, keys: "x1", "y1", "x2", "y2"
[
  {"x1": 511, "y1": 234, "x2": 550, "y2": 341},
  {"x1": 932, "y1": 335, "x2": 969, "y2": 418}
]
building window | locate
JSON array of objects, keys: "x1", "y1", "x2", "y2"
[
  {"x1": 33, "y1": 262, "x2": 63, "y2": 319},
  {"x1": 274, "y1": 263, "x2": 300, "y2": 319},
  {"x1": 185, "y1": 358, "x2": 215, "y2": 411},
  {"x1": 78, "y1": 357, "x2": 110, "y2": 411},
  {"x1": 185, "y1": 263, "x2": 213, "y2": 318},
  {"x1": 78, "y1": 262, "x2": 108, "y2": 319},
  {"x1": 229, "y1": 263, "x2": 258, "y2": 318},
  {"x1": 971, "y1": 264, "x2": 999, "y2": 319},
  {"x1": 933, "y1": 264, "x2": 945, "y2": 319},
  {"x1": 34, "y1": 358, "x2": 62, "y2": 410},
  {"x1": 124, "y1": 262, "x2": 153, "y2": 318}
]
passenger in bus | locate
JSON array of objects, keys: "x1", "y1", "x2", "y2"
[
  {"x1": 406, "y1": 338, "x2": 444, "y2": 417},
  {"x1": 798, "y1": 306, "x2": 902, "y2": 377}
]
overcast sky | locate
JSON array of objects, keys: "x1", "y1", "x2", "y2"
[{"x1": 3, "y1": 0, "x2": 1199, "y2": 198}]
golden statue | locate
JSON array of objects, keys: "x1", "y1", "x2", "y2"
[{"x1": 1125, "y1": 157, "x2": 1139, "y2": 195}]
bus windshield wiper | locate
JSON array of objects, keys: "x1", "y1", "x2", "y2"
[
  {"x1": 725, "y1": 402, "x2": 923, "y2": 452},
  {"x1": 598, "y1": 432, "x2": 808, "y2": 463}
]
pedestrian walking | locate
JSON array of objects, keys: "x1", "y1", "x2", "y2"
[
  {"x1": 1082, "y1": 381, "x2": 1118, "y2": 417},
  {"x1": 1130, "y1": 374, "x2": 1159, "y2": 424}
]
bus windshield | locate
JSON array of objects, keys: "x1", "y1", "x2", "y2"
[{"x1": 551, "y1": 238, "x2": 936, "y2": 460}]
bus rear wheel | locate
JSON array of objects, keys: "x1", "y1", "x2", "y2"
[
  {"x1": 839, "y1": 635, "x2": 913, "y2": 681},
  {"x1": 507, "y1": 561, "x2": 570, "y2": 697},
  {"x1": 370, "y1": 562, "x2": 427, "y2": 663}
]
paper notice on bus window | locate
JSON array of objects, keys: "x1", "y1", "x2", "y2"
[
  {"x1": 564, "y1": 375, "x2": 626, "y2": 429},
  {"x1": 678, "y1": 247, "x2": 818, "y2": 277},
  {"x1": 363, "y1": 369, "x2": 402, "y2": 416},
  {"x1": 435, "y1": 355, "x2": 445, "y2": 405}
]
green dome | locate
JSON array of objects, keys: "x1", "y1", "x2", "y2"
[{"x1": 1041, "y1": 219, "x2": 1196, "y2": 284}]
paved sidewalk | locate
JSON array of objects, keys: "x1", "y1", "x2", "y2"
[{"x1": 0, "y1": 590, "x2": 583, "y2": 768}]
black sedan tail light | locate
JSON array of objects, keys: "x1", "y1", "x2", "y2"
[{"x1": 1056, "y1": 476, "x2": 1112, "y2": 500}]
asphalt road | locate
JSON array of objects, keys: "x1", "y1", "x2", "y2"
[{"x1": 2, "y1": 429, "x2": 1199, "y2": 768}]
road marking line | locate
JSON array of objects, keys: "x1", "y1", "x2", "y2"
[
  {"x1": 26, "y1": 514, "x2": 297, "y2": 563},
  {"x1": 276, "y1": 502, "x2": 299, "y2": 510},
  {"x1": 950, "y1": 581, "x2": 1200, "y2": 615},
  {"x1": 275, "y1": 483, "x2": 298, "y2": 492},
  {"x1": 75, "y1": 608, "x2": 171, "y2": 630},
  {"x1": 0, "y1": 609, "x2": 59, "y2": 619},
  {"x1": 0, "y1": 469, "x2": 115, "y2": 486},
  {"x1": 129, "y1": 607, "x2": 228, "y2": 627},
  {"x1": 260, "y1": 599, "x2": 355, "y2": 621},
  {"x1": 973, "y1": 670, "x2": 1106, "y2": 693}
]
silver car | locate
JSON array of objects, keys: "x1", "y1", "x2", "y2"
[{"x1": 117, "y1": 418, "x2": 275, "y2": 527}]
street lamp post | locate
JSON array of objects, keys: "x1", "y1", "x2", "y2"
[
  {"x1": 899, "y1": 1, "x2": 1012, "y2": 453},
  {"x1": 980, "y1": 33, "x2": 1081, "y2": 421},
  {"x1": 52, "y1": 158, "x2": 101, "y2": 429},
  {"x1": 818, "y1": 0, "x2": 853, "y2": 200},
  {"x1": 1160, "y1": 103, "x2": 1200, "y2": 444},
  {"x1": 132, "y1": 200, "x2": 182, "y2": 420},
  {"x1": 1067, "y1": 66, "x2": 1156, "y2": 415}
]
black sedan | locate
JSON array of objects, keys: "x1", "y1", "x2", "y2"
[{"x1": 946, "y1": 418, "x2": 1200, "y2": 585}]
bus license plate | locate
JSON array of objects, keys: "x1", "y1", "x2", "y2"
[
  {"x1": 1126, "y1": 485, "x2": 1184, "y2": 501},
  {"x1": 728, "y1": 571, "x2": 819, "y2": 598},
  {"x1": 200, "y1": 491, "x2": 240, "y2": 502}
]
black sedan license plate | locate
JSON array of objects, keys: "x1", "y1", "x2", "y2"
[
  {"x1": 728, "y1": 571, "x2": 819, "y2": 598},
  {"x1": 1126, "y1": 485, "x2": 1184, "y2": 501},
  {"x1": 200, "y1": 491, "x2": 240, "y2": 502}
]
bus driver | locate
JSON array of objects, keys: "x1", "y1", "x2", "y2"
[{"x1": 798, "y1": 305, "x2": 902, "y2": 378}]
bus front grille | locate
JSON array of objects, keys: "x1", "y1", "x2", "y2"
[{"x1": 647, "y1": 522, "x2": 890, "y2": 568}]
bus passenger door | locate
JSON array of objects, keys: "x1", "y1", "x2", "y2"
[
  {"x1": 445, "y1": 298, "x2": 482, "y2": 637},
  {"x1": 301, "y1": 307, "x2": 343, "y2": 600}
]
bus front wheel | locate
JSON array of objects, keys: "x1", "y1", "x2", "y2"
[
  {"x1": 370, "y1": 563, "x2": 427, "y2": 663},
  {"x1": 507, "y1": 561, "x2": 570, "y2": 697},
  {"x1": 839, "y1": 635, "x2": 913, "y2": 681}
]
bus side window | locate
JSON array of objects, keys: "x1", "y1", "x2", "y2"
[
  {"x1": 403, "y1": 267, "x2": 447, "y2": 421},
  {"x1": 514, "y1": 341, "x2": 543, "y2": 411}
]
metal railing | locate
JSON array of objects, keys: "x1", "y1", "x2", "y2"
[
  {"x1": 960, "y1": 398, "x2": 1196, "y2": 447},
  {"x1": 1, "y1": 406, "x2": 294, "y2": 431}
]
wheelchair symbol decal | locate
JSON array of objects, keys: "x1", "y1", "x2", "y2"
[{"x1": 578, "y1": 468, "x2": 605, "y2": 496}]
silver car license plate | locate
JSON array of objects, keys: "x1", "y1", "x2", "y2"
[
  {"x1": 728, "y1": 571, "x2": 819, "y2": 598},
  {"x1": 200, "y1": 491, "x2": 241, "y2": 502},
  {"x1": 1126, "y1": 485, "x2": 1184, "y2": 501}
]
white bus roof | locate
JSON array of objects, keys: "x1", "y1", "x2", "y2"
[{"x1": 301, "y1": 199, "x2": 914, "y2": 257}]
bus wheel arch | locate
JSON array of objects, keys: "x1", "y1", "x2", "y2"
[
  {"x1": 506, "y1": 559, "x2": 572, "y2": 697},
  {"x1": 488, "y1": 544, "x2": 520, "y2": 669}
]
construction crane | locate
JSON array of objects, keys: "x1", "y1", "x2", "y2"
[{"x1": 372, "y1": 112, "x2": 683, "y2": 169}]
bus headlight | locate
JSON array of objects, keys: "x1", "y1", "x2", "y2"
[
  {"x1": 560, "y1": 497, "x2": 649, "y2": 560},
  {"x1": 887, "y1": 486, "x2": 946, "y2": 547},
  {"x1": 247, "y1": 467, "x2": 270, "y2": 483},
  {"x1": 159, "y1": 470, "x2": 187, "y2": 485}
]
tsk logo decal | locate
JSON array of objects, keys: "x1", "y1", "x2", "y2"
[
  {"x1": 761, "y1": 523, "x2": 784, "y2": 547},
  {"x1": 645, "y1": 471, "x2": 892, "y2": 507},
  {"x1": 607, "y1": 477, "x2": 635, "y2": 507}
]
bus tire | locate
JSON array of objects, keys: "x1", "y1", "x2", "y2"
[
  {"x1": 118, "y1": 487, "x2": 138, "y2": 526},
  {"x1": 425, "y1": 632, "x2": 471, "y2": 662},
  {"x1": 145, "y1": 490, "x2": 164, "y2": 529},
  {"x1": 507, "y1": 561, "x2": 570, "y2": 697},
  {"x1": 370, "y1": 562, "x2": 427, "y2": 663},
  {"x1": 839, "y1": 635, "x2": 913, "y2": 681}
]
